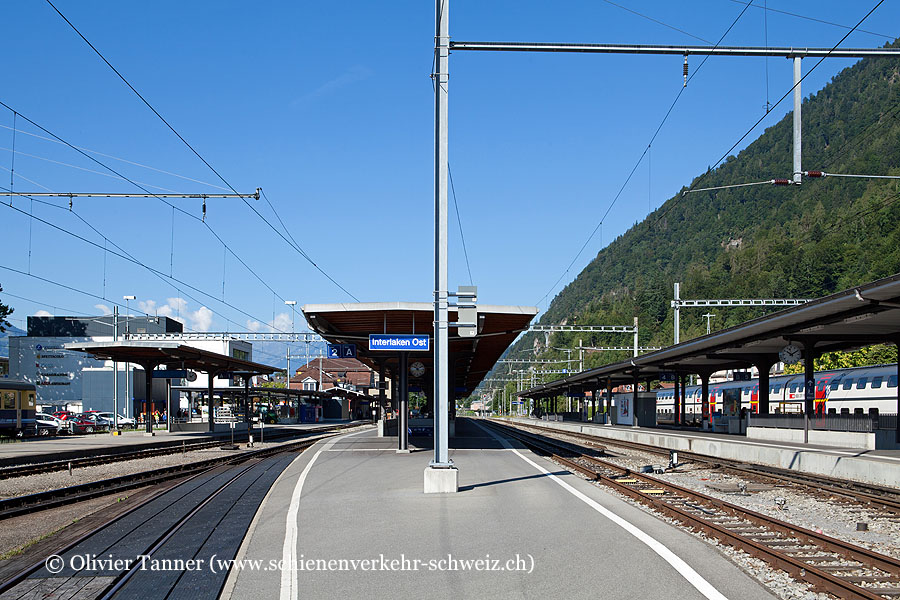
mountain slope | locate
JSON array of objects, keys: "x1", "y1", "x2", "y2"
[{"x1": 508, "y1": 41, "x2": 900, "y2": 372}]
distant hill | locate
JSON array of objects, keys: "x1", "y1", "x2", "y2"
[
  {"x1": 0, "y1": 325, "x2": 26, "y2": 359},
  {"x1": 504, "y1": 40, "x2": 900, "y2": 376}
]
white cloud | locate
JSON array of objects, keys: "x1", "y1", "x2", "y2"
[
  {"x1": 271, "y1": 311, "x2": 292, "y2": 334},
  {"x1": 94, "y1": 304, "x2": 112, "y2": 315},
  {"x1": 246, "y1": 320, "x2": 262, "y2": 332},
  {"x1": 189, "y1": 306, "x2": 213, "y2": 332},
  {"x1": 34, "y1": 310, "x2": 52, "y2": 317}
]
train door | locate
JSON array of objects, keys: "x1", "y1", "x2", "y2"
[
  {"x1": 750, "y1": 384, "x2": 759, "y2": 413},
  {"x1": 1, "y1": 390, "x2": 16, "y2": 431},
  {"x1": 722, "y1": 388, "x2": 741, "y2": 417},
  {"x1": 815, "y1": 376, "x2": 831, "y2": 416}
]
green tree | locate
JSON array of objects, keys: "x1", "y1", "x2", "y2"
[
  {"x1": 0, "y1": 284, "x2": 13, "y2": 333},
  {"x1": 784, "y1": 344, "x2": 897, "y2": 374}
]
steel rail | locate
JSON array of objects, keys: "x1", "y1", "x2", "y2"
[
  {"x1": 0, "y1": 422, "x2": 357, "y2": 479},
  {"x1": 507, "y1": 419, "x2": 900, "y2": 514},
  {"x1": 482, "y1": 419, "x2": 900, "y2": 600},
  {"x1": 0, "y1": 423, "x2": 365, "y2": 520},
  {"x1": 0, "y1": 424, "x2": 369, "y2": 596}
]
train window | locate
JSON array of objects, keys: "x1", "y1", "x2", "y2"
[
  {"x1": 25, "y1": 393, "x2": 35, "y2": 409},
  {"x1": 1, "y1": 392, "x2": 14, "y2": 410},
  {"x1": 856, "y1": 377, "x2": 868, "y2": 389},
  {"x1": 889, "y1": 376, "x2": 898, "y2": 388},
  {"x1": 829, "y1": 381, "x2": 840, "y2": 390},
  {"x1": 773, "y1": 384, "x2": 781, "y2": 393},
  {"x1": 788, "y1": 384, "x2": 798, "y2": 393},
  {"x1": 871, "y1": 377, "x2": 883, "y2": 389},
  {"x1": 843, "y1": 379, "x2": 854, "y2": 390}
]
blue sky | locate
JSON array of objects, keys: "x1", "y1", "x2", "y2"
[{"x1": 1, "y1": 1, "x2": 898, "y2": 365}]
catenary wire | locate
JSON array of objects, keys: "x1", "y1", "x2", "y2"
[
  {"x1": 45, "y1": 0, "x2": 358, "y2": 302},
  {"x1": 1, "y1": 186, "x2": 292, "y2": 333},
  {"x1": 535, "y1": 1, "x2": 753, "y2": 309},
  {"x1": 654, "y1": 0, "x2": 886, "y2": 227},
  {"x1": 724, "y1": 0, "x2": 897, "y2": 40},
  {"x1": 448, "y1": 164, "x2": 474, "y2": 286},
  {"x1": 0, "y1": 100, "x2": 302, "y2": 321}
]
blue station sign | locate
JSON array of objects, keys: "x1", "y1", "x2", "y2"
[
  {"x1": 368, "y1": 334, "x2": 430, "y2": 351},
  {"x1": 327, "y1": 343, "x2": 357, "y2": 359}
]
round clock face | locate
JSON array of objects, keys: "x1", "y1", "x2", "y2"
[
  {"x1": 410, "y1": 361, "x2": 426, "y2": 378},
  {"x1": 779, "y1": 344, "x2": 802, "y2": 365}
]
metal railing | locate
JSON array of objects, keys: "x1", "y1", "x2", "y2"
[{"x1": 749, "y1": 413, "x2": 898, "y2": 433}]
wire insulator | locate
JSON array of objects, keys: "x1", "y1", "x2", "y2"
[
  {"x1": 805, "y1": 170, "x2": 825, "y2": 178},
  {"x1": 202, "y1": 199, "x2": 206, "y2": 222},
  {"x1": 683, "y1": 55, "x2": 689, "y2": 87},
  {"x1": 773, "y1": 179, "x2": 792, "y2": 186}
]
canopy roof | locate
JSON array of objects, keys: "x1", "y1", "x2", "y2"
[
  {"x1": 302, "y1": 302, "x2": 538, "y2": 397},
  {"x1": 64, "y1": 341, "x2": 277, "y2": 375},
  {"x1": 522, "y1": 272, "x2": 900, "y2": 399}
]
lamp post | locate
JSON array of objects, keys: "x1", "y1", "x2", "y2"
[
  {"x1": 285, "y1": 300, "x2": 297, "y2": 394},
  {"x1": 123, "y1": 296, "x2": 136, "y2": 428}
]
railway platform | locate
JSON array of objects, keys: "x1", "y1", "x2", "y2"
[
  {"x1": 501, "y1": 417, "x2": 900, "y2": 488},
  {"x1": 0, "y1": 421, "x2": 360, "y2": 467},
  {"x1": 223, "y1": 418, "x2": 773, "y2": 600}
]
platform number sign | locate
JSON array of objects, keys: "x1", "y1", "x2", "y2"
[{"x1": 327, "y1": 343, "x2": 357, "y2": 359}]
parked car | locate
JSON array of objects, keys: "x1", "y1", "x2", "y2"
[
  {"x1": 88, "y1": 411, "x2": 136, "y2": 428},
  {"x1": 38, "y1": 412, "x2": 71, "y2": 434},
  {"x1": 69, "y1": 413, "x2": 109, "y2": 434},
  {"x1": 52, "y1": 410, "x2": 77, "y2": 421},
  {"x1": 34, "y1": 415, "x2": 60, "y2": 436}
]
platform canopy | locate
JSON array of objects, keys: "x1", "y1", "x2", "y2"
[
  {"x1": 302, "y1": 302, "x2": 538, "y2": 399},
  {"x1": 522, "y1": 272, "x2": 900, "y2": 399},
  {"x1": 63, "y1": 341, "x2": 277, "y2": 376}
]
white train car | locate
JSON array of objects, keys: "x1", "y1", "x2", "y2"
[{"x1": 655, "y1": 364, "x2": 897, "y2": 419}]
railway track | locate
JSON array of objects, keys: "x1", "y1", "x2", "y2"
[
  {"x1": 482, "y1": 419, "x2": 900, "y2": 600},
  {"x1": 503, "y1": 418, "x2": 900, "y2": 517},
  {"x1": 0, "y1": 422, "x2": 367, "y2": 521},
  {"x1": 0, "y1": 422, "x2": 359, "y2": 480},
  {"x1": 0, "y1": 443, "x2": 308, "y2": 599}
]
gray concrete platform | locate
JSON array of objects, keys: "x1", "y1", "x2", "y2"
[
  {"x1": 0, "y1": 422, "x2": 357, "y2": 466},
  {"x1": 502, "y1": 417, "x2": 900, "y2": 489},
  {"x1": 223, "y1": 419, "x2": 775, "y2": 600}
]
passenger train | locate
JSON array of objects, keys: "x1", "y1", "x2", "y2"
[
  {"x1": 0, "y1": 380, "x2": 37, "y2": 436},
  {"x1": 655, "y1": 364, "x2": 897, "y2": 420}
]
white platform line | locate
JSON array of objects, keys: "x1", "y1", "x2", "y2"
[
  {"x1": 280, "y1": 429, "x2": 369, "y2": 600},
  {"x1": 472, "y1": 420, "x2": 729, "y2": 600}
]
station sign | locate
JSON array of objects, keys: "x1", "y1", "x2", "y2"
[
  {"x1": 368, "y1": 334, "x2": 430, "y2": 351},
  {"x1": 152, "y1": 369, "x2": 189, "y2": 379},
  {"x1": 659, "y1": 372, "x2": 676, "y2": 382},
  {"x1": 327, "y1": 343, "x2": 357, "y2": 359}
]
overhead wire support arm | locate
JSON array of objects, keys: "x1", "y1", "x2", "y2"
[
  {"x1": 682, "y1": 179, "x2": 794, "y2": 195},
  {"x1": 803, "y1": 170, "x2": 900, "y2": 180},
  {"x1": 448, "y1": 41, "x2": 900, "y2": 59}
]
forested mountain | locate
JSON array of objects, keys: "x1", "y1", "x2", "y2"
[{"x1": 505, "y1": 41, "x2": 900, "y2": 377}]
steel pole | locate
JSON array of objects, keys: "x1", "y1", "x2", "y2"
[
  {"x1": 793, "y1": 57, "x2": 802, "y2": 185},
  {"x1": 113, "y1": 306, "x2": 119, "y2": 430},
  {"x1": 432, "y1": 0, "x2": 450, "y2": 467},
  {"x1": 673, "y1": 283, "x2": 681, "y2": 345}
]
